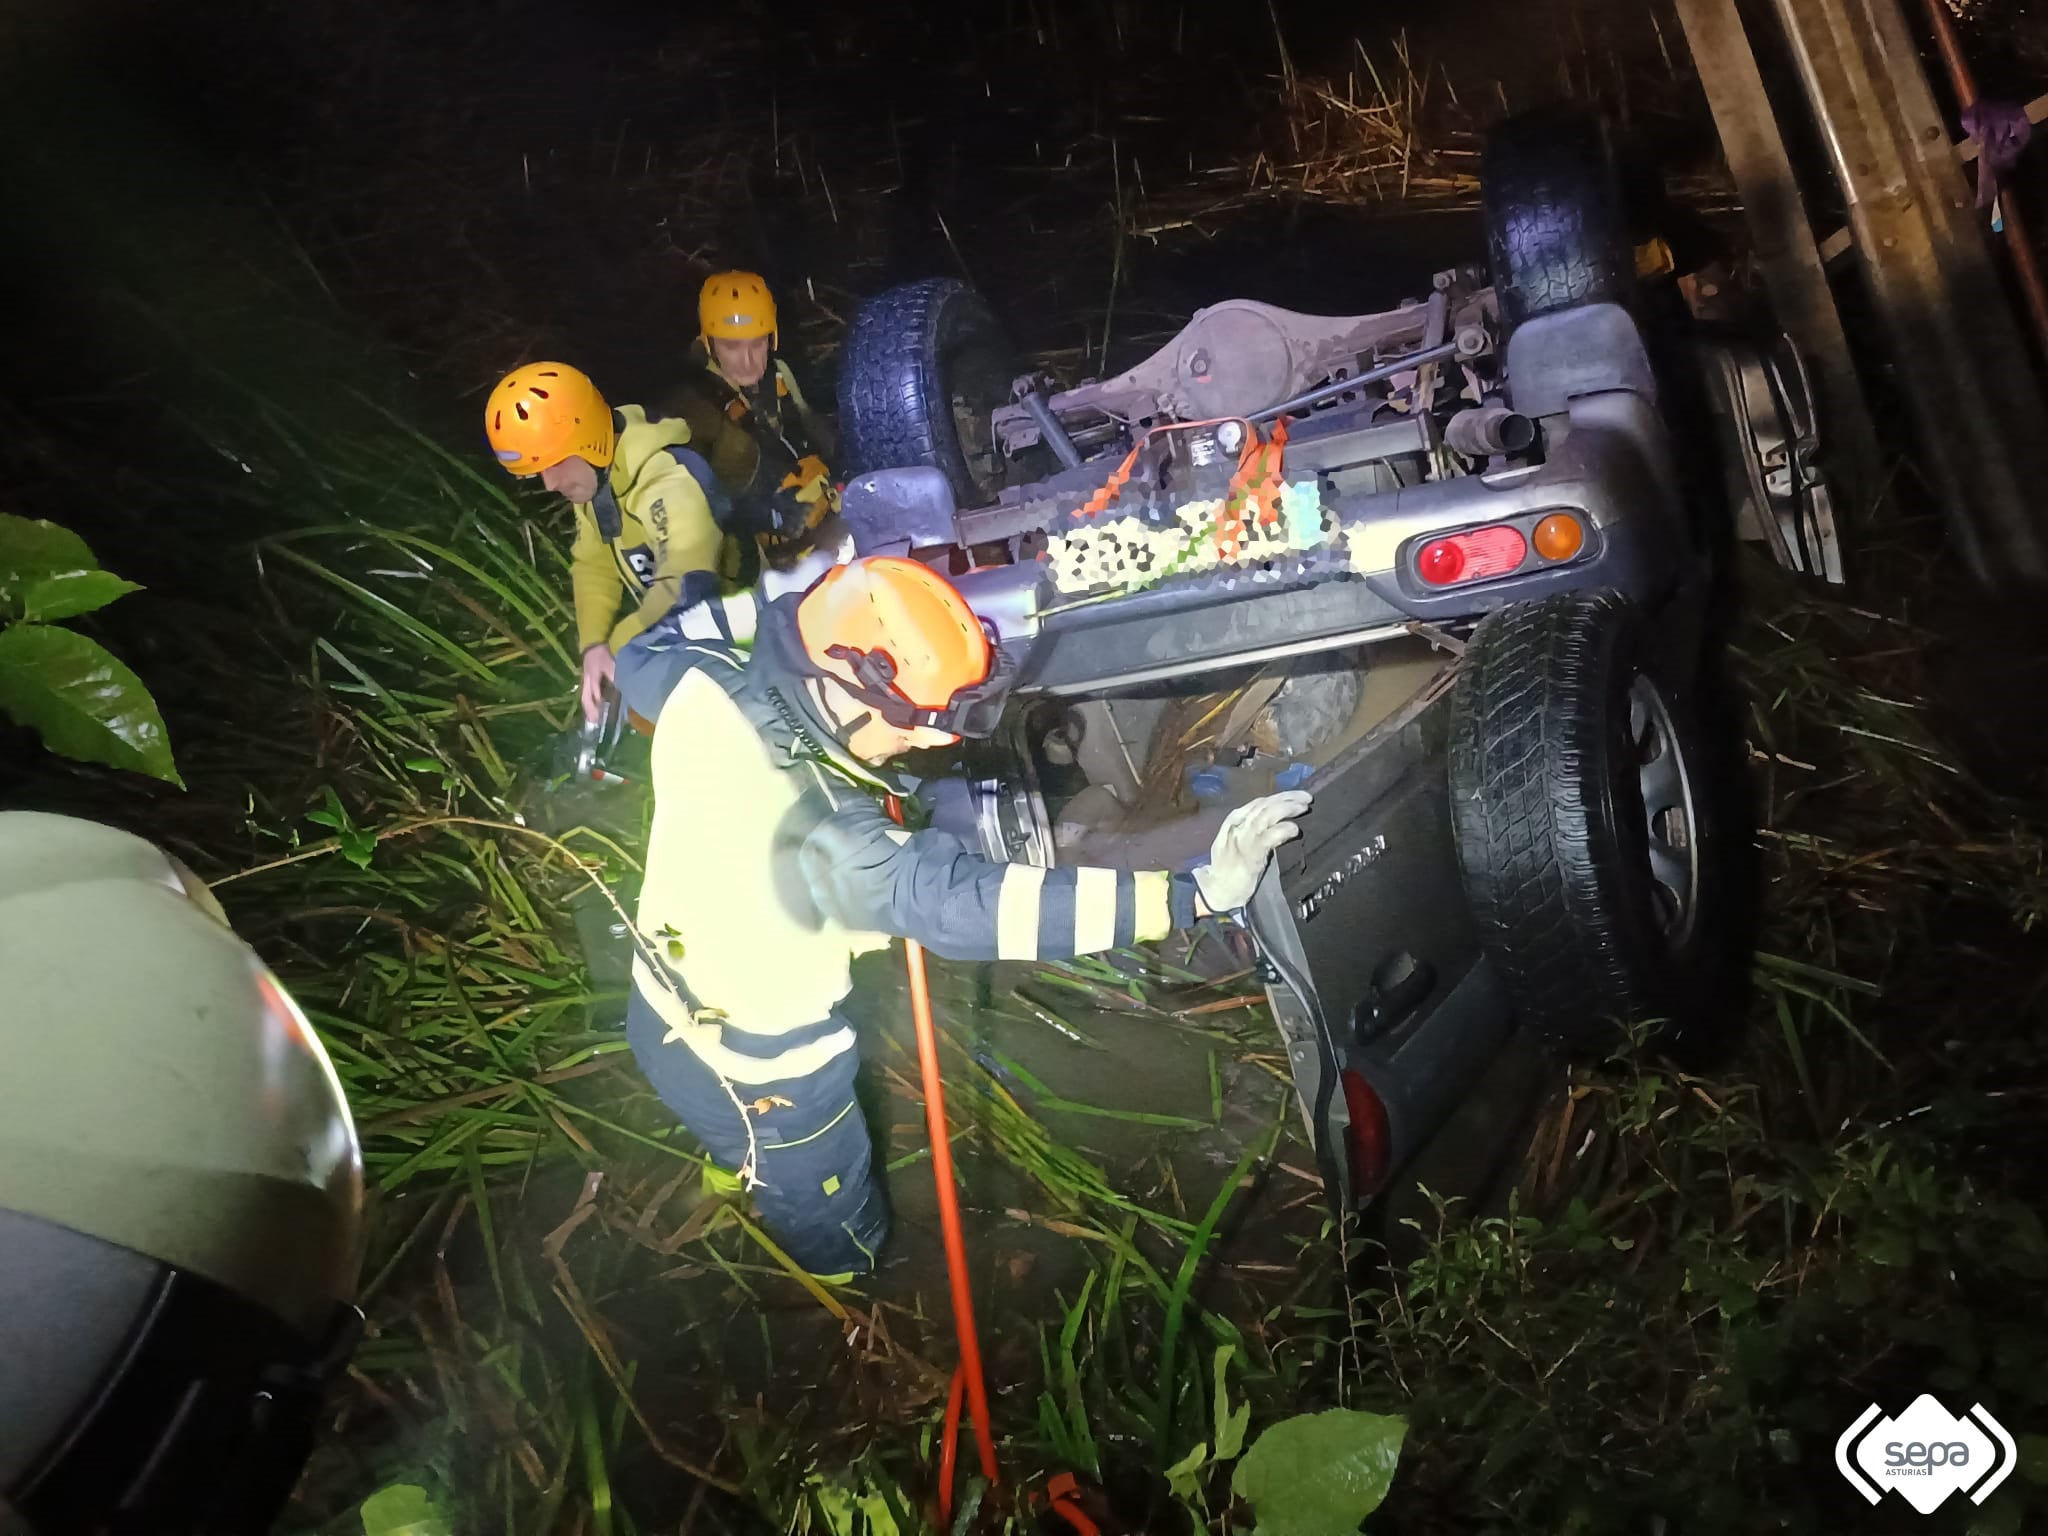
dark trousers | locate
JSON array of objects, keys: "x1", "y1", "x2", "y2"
[{"x1": 624, "y1": 989, "x2": 890, "y2": 1276}]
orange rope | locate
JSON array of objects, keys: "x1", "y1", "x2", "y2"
[
  {"x1": 938, "y1": 1365, "x2": 967, "y2": 1515},
  {"x1": 886, "y1": 795, "x2": 1000, "y2": 1521},
  {"x1": 1071, "y1": 436, "x2": 1147, "y2": 521}
]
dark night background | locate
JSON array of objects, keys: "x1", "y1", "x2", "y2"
[{"x1": 6, "y1": 1, "x2": 2048, "y2": 1532}]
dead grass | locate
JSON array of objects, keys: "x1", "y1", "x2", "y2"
[{"x1": 1127, "y1": 24, "x2": 1735, "y2": 240}]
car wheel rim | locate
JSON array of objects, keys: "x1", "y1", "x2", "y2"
[{"x1": 1627, "y1": 673, "x2": 1699, "y2": 948}]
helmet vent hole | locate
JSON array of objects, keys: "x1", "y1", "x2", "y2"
[
  {"x1": 515, "y1": 402, "x2": 529, "y2": 420},
  {"x1": 530, "y1": 387, "x2": 550, "y2": 399}
]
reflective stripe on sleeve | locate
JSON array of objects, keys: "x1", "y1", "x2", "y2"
[
  {"x1": 1131, "y1": 870, "x2": 1173, "y2": 943},
  {"x1": 1072, "y1": 866, "x2": 1118, "y2": 954},
  {"x1": 996, "y1": 865, "x2": 1049, "y2": 960}
]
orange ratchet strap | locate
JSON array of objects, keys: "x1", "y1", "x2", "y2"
[{"x1": 1067, "y1": 415, "x2": 1292, "y2": 562}]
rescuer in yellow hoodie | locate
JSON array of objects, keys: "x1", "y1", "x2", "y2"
[{"x1": 485, "y1": 362, "x2": 729, "y2": 722}]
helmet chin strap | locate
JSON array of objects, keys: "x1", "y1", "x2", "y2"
[
  {"x1": 822, "y1": 643, "x2": 933, "y2": 732},
  {"x1": 805, "y1": 674, "x2": 875, "y2": 745},
  {"x1": 752, "y1": 601, "x2": 910, "y2": 792}
]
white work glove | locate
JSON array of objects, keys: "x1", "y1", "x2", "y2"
[
  {"x1": 1192, "y1": 790, "x2": 1313, "y2": 915},
  {"x1": 580, "y1": 642, "x2": 617, "y2": 724}
]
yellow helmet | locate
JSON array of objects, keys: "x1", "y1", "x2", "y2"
[
  {"x1": 699, "y1": 271, "x2": 777, "y2": 345},
  {"x1": 484, "y1": 363, "x2": 616, "y2": 477}
]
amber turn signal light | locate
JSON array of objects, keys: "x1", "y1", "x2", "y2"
[{"x1": 1532, "y1": 513, "x2": 1585, "y2": 562}]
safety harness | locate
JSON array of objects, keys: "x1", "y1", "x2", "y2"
[{"x1": 590, "y1": 440, "x2": 734, "y2": 548}]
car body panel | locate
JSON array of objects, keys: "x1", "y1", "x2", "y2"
[{"x1": 1243, "y1": 668, "x2": 1515, "y2": 1209}]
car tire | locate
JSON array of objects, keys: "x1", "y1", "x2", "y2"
[
  {"x1": 1446, "y1": 591, "x2": 1731, "y2": 1055},
  {"x1": 1482, "y1": 106, "x2": 1633, "y2": 327},
  {"x1": 838, "y1": 277, "x2": 1014, "y2": 507}
]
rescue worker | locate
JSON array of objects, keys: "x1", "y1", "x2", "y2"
[
  {"x1": 669, "y1": 271, "x2": 837, "y2": 567},
  {"x1": 611, "y1": 558, "x2": 1312, "y2": 1279},
  {"x1": 485, "y1": 361, "x2": 728, "y2": 723}
]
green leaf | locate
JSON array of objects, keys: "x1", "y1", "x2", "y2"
[
  {"x1": 18, "y1": 569, "x2": 142, "y2": 622},
  {"x1": 306, "y1": 787, "x2": 376, "y2": 867},
  {"x1": 359, "y1": 1482, "x2": 452, "y2": 1536},
  {"x1": 0, "y1": 513, "x2": 100, "y2": 615},
  {"x1": 1232, "y1": 1409, "x2": 1407, "y2": 1536},
  {"x1": 0, "y1": 623, "x2": 181, "y2": 785},
  {"x1": 1212, "y1": 1345, "x2": 1250, "y2": 1462},
  {"x1": 1165, "y1": 1442, "x2": 1210, "y2": 1502}
]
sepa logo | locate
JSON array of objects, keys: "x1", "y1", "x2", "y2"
[{"x1": 1836, "y1": 1394, "x2": 2017, "y2": 1515}]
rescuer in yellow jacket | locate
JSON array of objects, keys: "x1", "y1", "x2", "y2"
[
  {"x1": 667, "y1": 272, "x2": 837, "y2": 573},
  {"x1": 485, "y1": 362, "x2": 729, "y2": 722},
  {"x1": 611, "y1": 558, "x2": 1313, "y2": 1278}
]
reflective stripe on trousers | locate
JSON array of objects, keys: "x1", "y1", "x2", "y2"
[{"x1": 624, "y1": 989, "x2": 890, "y2": 1276}]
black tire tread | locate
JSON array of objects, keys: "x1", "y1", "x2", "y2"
[
  {"x1": 1482, "y1": 107, "x2": 1633, "y2": 326},
  {"x1": 1448, "y1": 592, "x2": 1662, "y2": 1053},
  {"x1": 837, "y1": 277, "x2": 1004, "y2": 504}
]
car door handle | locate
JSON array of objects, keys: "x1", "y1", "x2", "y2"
[{"x1": 1357, "y1": 951, "x2": 1437, "y2": 1044}]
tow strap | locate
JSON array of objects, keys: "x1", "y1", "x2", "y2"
[{"x1": 1068, "y1": 414, "x2": 1293, "y2": 562}]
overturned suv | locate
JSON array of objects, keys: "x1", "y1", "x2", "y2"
[{"x1": 831, "y1": 109, "x2": 1833, "y2": 1216}]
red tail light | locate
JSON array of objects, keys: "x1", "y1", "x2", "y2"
[
  {"x1": 1415, "y1": 524, "x2": 1529, "y2": 586},
  {"x1": 1340, "y1": 1069, "x2": 1392, "y2": 1196}
]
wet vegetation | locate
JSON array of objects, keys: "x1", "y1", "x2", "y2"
[{"x1": 5, "y1": 1, "x2": 2048, "y2": 1532}]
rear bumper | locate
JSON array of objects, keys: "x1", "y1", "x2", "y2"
[{"x1": 958, "y1": 390, "x2": 1688, "y2": 698}]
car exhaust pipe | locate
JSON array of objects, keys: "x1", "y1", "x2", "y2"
[{"x1": 1445, "y1": 406, "x2": 1536, "y2": 458}]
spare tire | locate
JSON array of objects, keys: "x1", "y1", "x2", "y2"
[
  {"x1": 1447, "y1": 591, "x2": 1736, "y2": 1056},
  {"x1": 1482, "y1": 106, "x2": 1633, "y2": 327},
  {"x1": 838, "y1": 277, "x2": 1015, "y2": 507}
]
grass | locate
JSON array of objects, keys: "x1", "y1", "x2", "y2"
[
  {"x1": 193, "y1": 456, "x2": 1304, "y2": 1529},
  {"x1": 232, "y1": 524, "x2": 2039, "y2": 1531},
  {"x1": 10, "y1": 5, "x2": 2048, "y2": 1530},
  {"x1": 1325, "y1": 564, "x2": 2048, "y2": 1532},
  {"x1": 1123, "y1": 18, "x2": 1738, "y2": 241}
]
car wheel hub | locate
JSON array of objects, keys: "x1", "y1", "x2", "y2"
[{"x1": 1627, "y1": 673, "x2": 1699, "y2": 948}]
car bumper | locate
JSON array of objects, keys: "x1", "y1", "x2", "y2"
[{"x1": 957, "y1": 397, "x2": 1685, "y2": 696}]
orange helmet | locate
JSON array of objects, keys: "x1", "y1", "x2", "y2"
[
  {"x1": 795, "y1": 558, "x2": 994, "y2": 735},
  {"x1": 699, "y1": 271, "x2": 777, "y2": 345},
  {"x1": 484, "y1": 363, "x2": 616, "y2": 476}
]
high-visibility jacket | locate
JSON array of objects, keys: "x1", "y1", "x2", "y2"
[
  {"x1": 568, "y1": 406, "x2": 727, "y2": 653},
  {"x1": 613, "y1": 593, "x2": 1199, "y2": 1085}
]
